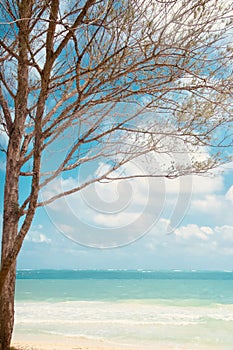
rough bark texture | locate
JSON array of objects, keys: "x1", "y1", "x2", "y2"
[
  {"x1": 0, "y1": 139, "x2": 21, "y2": 350},
  {"x1": 0, "y1": 263, "x2": 16, "y2": 350}
]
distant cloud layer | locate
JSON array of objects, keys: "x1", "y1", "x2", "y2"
[{"x1": 1, "y1": 157, "x2": 233, "y2": 270}]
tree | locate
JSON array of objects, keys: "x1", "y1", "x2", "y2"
[{"x1": 0, "y1": 0, "x2": 232, "y2": 348}]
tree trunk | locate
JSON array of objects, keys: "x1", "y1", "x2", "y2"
[
  {"x1": 0, "y1": 172, "x2": 20, "y2": 350},
  {"x1": 0, "y1": 262, "x2": 16, "y2": 350},
  {"x1": 0, "y1": 214, "x2": 18, "y2": 350},
  {"x1": 0, "y1": 128, "x2": 22, "y2": 349}
]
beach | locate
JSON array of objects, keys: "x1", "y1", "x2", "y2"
[
  {"x1": 12, "y1": 335, "x2": 228, "y2": 350},
  {"x1": 12, "y1": 331, "x2": 233, "y2": 350},
  {"x1": 12, "y1": 270, "x2": 233, "y2": 350},
  {"x1": 12, "y1": 333, "x2": 141, "y2": 350}
]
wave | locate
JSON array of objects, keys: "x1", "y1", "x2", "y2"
[
  {"x1": 14, "y1": 300, "x2": 233, "y2": 349},
  {"x1": 15, "y1": 300, "x2": 233, "y2": 325}
]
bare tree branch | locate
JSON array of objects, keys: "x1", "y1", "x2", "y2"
[{"x1": 0, "y1": 85, "x2": 12, "y2": 134}]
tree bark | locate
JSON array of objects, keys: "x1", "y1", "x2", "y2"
[
  {"x1": 0, "y1": 118, "x2": 23, "y2": 350},
  {"x1": 0, "y1": 138, "x2": 20, "y2": 350},
  {"x1": 0, "y1": 201, "x2": 19, "y2": 350},
  {"x1": 0, "y1": 263, "x2": 16, "y2": 350}
]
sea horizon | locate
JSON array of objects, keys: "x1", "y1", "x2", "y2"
[{"x1": 16, "y1": 268, "x2": 233, "y2": 272}]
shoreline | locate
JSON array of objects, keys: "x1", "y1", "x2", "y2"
[
  {"x1": 12, "y1": 334, "x2": 229, "y2": 350},
  {"x1": 12, "y1": 334, "x2": 141, "y2": 350},
  {"x1": 11, "y1": 334, "x2": 178, "y2": 350},
  {"x1": 11, "y1": 339, "x2": 230, "y2": 350}
]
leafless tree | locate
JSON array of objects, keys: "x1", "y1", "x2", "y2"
[{"x1": 0, "y1": 0, "x2": 232, "y2": 348}]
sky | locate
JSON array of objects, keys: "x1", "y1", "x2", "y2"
[
  {"x1": 1, "y1": 144, "x2": 233, "y2": 271},
  {"x1": 0, "y1": 0, "x2": 233, "y2": 272}
]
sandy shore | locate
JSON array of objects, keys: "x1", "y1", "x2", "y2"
[
  {"x1": 11, "y1": 342, "x2": 175, "y2": 350},
  {"x1": 12, "y1": 340, "x2": 133, "y2": 350},
  {"x1": 12, "y1": 334, "x2": 142, "y2": 350},
  {"x1": 12, "y1": 339, "x2": 228, "y2": 350},
  {"x1": 12, "y1": 334, "x2": 228, "y2": 350},
  {"x1": 12, "y1": 332, "x2": 229, "y2": 350},
  {"x1": 12, "y1": 337, "x2": 132, "y2": 350},
  {"x1": 12, "y1": 340, "x2": 230, "y2": 350},
  {"x1": 11, "y1": 333, "x2": 176, "y2": 350}
]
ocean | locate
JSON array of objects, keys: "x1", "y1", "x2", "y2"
[{"x1": 13, "y1": 270, "x2": 233, "y2": 349}]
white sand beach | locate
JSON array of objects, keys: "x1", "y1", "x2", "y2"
[
  {"x1": 12, "y1": 333, "x2": 149, "y2": 350},
  {"x1": 12, "y1": 334, "x2": 169, "y2": 350},
  {"x1": 12, "y1": 333, "x2": 229, "y2": 350}
]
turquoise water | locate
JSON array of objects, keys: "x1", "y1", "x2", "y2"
[{"x1": 14, "y1": 270, "x2": 233, "y2": 349}]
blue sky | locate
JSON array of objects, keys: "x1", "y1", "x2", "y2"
[
  {"x1": 0, "y1": 0, "x2": 233, "y2": 271},
  {"x1": 1, "y1": 143, "x2": 233, "y2": 270}
]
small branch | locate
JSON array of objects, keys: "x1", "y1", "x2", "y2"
[
  {"x1": 53, "y1": 0, "x2": 96, "y2": 60},
  {"x1": 0, "y1": 39, "x2": 19, "y2": 60},
  {"x1": 0, "y1": 86, "x2": 13, "y2": 134},
  {"x1": 0, "y1": 145, "x2": 7, "y2": 154}
]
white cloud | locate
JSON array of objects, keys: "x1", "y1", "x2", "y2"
[
  {"x1": 40, "y1": 145, "x2": 233, "y2": 249},
  {"x1": 25, "y1": 230, "x2": 51, "y2": 244},
  {"x1": 133, "y1": 218, "x2": 233, "y2": 257},
  {"x1": 171, "y1": 222, "x2": 233, "y2": 257},
  {"x1": 189, "y1": 179, "x2": 233, "y2": 226},
  {"x1": 201, "y1": 226, "x2": 214, "y2": 235},
  {"x1": 175, "y1": 224, "x2": 213, "y2": 241},
  {"x1": 93, "y1": 211, "x2": 143, "y2": 228},
  {"x1": 192, "y1": 194, "x2": 222, "y2": 213},
  {"x1": 225, "y1": 186, "x2": 233, "y2": 204},
  {"x1": 165, "y1": 173, "x2": 223, "y2": 195},
  {"x1": 192, "y1": 174, "x2": 223, "y2": 193},
  {"x1": 0, "y1": 130, "x2": 9, "y2": 149},
  {"x1": 57, "y1": 224, "x2": 75, "y2": 235},
  {"x1": 215, "y1": 225, "x2": 233, "y2": 242},
  {"x1": 142, "y1": 218, "x2": 171, "y2": 251}
]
